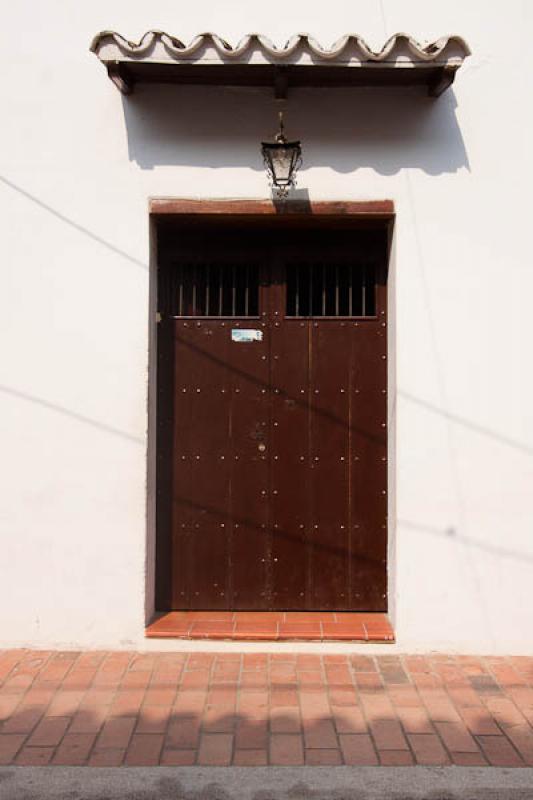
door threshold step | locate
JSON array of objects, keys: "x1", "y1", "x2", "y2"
[{"x1": 146, "y1": 611, "x2": 394, "y2": 642}]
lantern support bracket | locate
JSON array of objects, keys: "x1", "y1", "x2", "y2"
[{"x1": 274, "y1": 68, "x2": 289, "y2": 100}]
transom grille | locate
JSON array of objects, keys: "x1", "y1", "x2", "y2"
[
  {"x1": 159, "y1": 263, "x2": 259, "y2": 318},
  {"x1": 286, "y1": 263, "x2": 376, "y2": 317}
]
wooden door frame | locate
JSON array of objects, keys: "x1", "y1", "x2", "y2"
[{"x1": 146, "y1": 199, "x2": 396, "y2": 622}]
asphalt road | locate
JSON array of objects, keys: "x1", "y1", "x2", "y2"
[{"x1": 1, "y1": 766, "x2": 533, "y2": 800}]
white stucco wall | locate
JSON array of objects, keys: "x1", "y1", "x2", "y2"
[{"x1": 1, "y1": 0, "x2": 532, "y2": 653}]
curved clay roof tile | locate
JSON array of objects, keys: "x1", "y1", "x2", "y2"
[{"x1": 90, "y1": 30, "x2": 471, "y2": 62}]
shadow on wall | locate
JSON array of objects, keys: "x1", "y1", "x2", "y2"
[{"x1": 122, "y1": 84, "x2": 469, "y2": 176}]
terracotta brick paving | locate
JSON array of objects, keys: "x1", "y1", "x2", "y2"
[{"x1": 1, "y1": 650, "x2": 533, "y2": 766}]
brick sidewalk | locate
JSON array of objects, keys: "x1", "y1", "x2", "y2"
[{"x1": 1, "y1": 651, "x2": 533, "y2": 767}]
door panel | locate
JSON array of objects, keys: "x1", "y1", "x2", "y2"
[
  {"x1": 156, "y1": 224, "x2": 388, "y2": 611},
  {"x1": 172, "y1": 322, "x2": 232, "y2": 609},
  {"x1": 169, "y1": 318, "x2": 271, "y2": 609}
]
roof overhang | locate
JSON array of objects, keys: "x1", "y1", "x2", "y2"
[{"x1": 90, "y1": 32, "x2": 471, "y2": 98}]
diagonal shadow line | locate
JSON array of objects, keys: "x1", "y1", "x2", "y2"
[
  {"x1": 399, "y1": 518, "x2": 533, "y2": 565},
  {"x1": 0, "y1": 174, "x2": 147, "y2": 271},
  {"x1": 0, "y1": 384, "x2": 144, "y2": 444},
  {"x1": 399, "y1": 390, "x2": 533, "y2": 456},
  {"x1": 172, "y1": 493, "x2": 384, "y2": 568},
  {"x1": 172, "y1": 333, "x2": 387, "y2": 447}
]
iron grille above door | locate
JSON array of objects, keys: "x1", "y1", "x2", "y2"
[
  {"x1": 159, "y1": 263, "x2": 260, "y2": 318},
  {"x1": 286, "y1": 263, "x2": 376, "y2": 317}
]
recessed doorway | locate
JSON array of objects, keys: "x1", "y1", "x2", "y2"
[{"x1": 153, "y1": 202, "x2": 393, "y2": 615}]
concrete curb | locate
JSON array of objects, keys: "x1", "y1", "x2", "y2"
[{"x1": 2, "y1": 766, "x2": 533, "y2": 799}]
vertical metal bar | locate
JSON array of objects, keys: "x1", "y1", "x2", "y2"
[
  {"x1": 321, "y1": 264, "x2": 326, "y2": 316},
  {"x1": 295, "y1": 265, "x2": 300, "y2": 316},
  {"x1": 206, "y1": 264, "x2": 210, "y2": 316},
  {"x1": 349, "y1": 264, "x2": 353, "y2": 316},
  {"x1": 232, "y1": 264, "x2": 236, "y2": 317},
  {"x1": 170, "y1": 267, "x2": 173, "y2": 315},
  {"x1": 218, "y1": 264, "x2": 223, "y2": 316},
  {"x1": 309, "y1": 264, "x2": 313, "y2": 316},
  {"x1": 335, "y1": 265, "x2": 339, "y2": 316},
  {"x1": 362, "y1": 265, "x2": 367, "y2": 317},
  {"x1": 244, "y1": 264, "x2": 249, "y2": 316},
  {"x1": 178, "y1": 266, "x2": 183, "y2": 316}
]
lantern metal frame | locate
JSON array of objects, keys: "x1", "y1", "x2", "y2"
[{"x1": 261, "y1": 112, "x2": 303, "y2": 199}]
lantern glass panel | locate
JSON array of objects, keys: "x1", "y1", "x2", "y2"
[{"x1": 271, "y1": 147, "x2": 294, "y2": 183}]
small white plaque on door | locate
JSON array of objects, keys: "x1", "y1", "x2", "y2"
[{"x1": 231, "y1": 329, "x2": 263, "y2": 343}]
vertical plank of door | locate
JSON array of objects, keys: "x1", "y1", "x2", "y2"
[
  {"x1": 350, "y1": 275, "x2": 388, "y2": 610},
  {"x1": 310, "y1": 320, "x2": 351, "y2": 609},
  {"x1": 155, "y1": 318, "x2": 174, "y2": 609},
  {"x1": 224, "y1": 275, "x2": 270, "y2": 609},
  {"x1": 270, "y1": 309, "x2": 311, "y2": 609},
  {"x1": 169, "y1": 323, "x2": 194, "y2": 609}
]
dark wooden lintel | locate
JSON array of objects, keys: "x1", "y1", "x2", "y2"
[{"x1": 149, "y1": 198, "x2": 395, "y2": 218}]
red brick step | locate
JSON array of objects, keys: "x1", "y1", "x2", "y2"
[{"x1": 145, "y1": 611, "x2": 394, "y2": 642}]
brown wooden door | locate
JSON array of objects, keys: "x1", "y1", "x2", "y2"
[{"x1": 156, "y1": 224, "x2": 388, "y2": 611}]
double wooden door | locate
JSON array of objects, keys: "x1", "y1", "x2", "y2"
[{"x1": 156, "y1": 224, "x2": 388, "y2": 611}]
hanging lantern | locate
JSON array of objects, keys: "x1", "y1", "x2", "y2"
[{"x1": 261, "y1": 112, "x2": 303, "y2": 199}]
